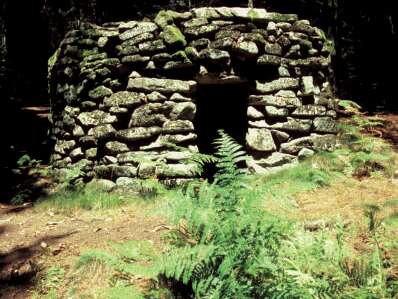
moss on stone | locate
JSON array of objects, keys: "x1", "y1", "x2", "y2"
[
  {"x1": 184, "y1": 47, "x2": 199, "y2": 61},
  {"x1": 171, "y1": 50, "x2": 188, "y2": 61},
  {"x1": 248, "y1": 9, "x2": 260, "y2": 21},
  {"x1": 81, "y1": 48, "x2": 99, "y2": 58},
  {"x1": 162, "y1": 25, "x2": 187, "y2": 48},
  {"x1": 155, "y1": 10, "x2": 174, "y2": 28}
]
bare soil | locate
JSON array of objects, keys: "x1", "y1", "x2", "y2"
[{"x1": 0, "y1": 203, "x2": 166, "y2": 299}]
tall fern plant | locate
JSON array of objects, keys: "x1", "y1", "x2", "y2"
[{"x1": 157, "y1": 130, "x2": 291, "y2": 298}]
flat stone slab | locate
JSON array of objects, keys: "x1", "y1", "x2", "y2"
[
  {"x1": 128, "y1": 77, "x2": 197, "y2": 95},
  {"x1": 256, "y1": 78, "x2": 300, "y2": 94},
  {"x1": 246, "y1": 128, "x2": 276, "y2": 152}
]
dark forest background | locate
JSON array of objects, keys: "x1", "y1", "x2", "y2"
[{"x1": 0, "y1": 0, "x2": 396, "y2": 193}]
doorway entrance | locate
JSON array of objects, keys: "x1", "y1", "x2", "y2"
[{"x1": 194, "y1": 82, "x2": 249, "y2": 177}]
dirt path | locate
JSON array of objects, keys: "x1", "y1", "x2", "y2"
[{"x1": 0, "y1": 203, "x2": 166, "y2": 299}]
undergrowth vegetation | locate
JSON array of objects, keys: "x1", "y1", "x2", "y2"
[
  {"x1": 155, "y1": 129, "x2": 397, "y2": 298},
  {"x1": 31, "y1": 114, "x2": 398, "y2": 298}
]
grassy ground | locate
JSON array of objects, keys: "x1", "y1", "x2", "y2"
[{"x1": 1, "y1": 114, "x2": 398, "y2": 298}]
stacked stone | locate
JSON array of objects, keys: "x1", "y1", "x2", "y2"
[{"x1": 49, "y1": 6, "x2": 337, "y2": 181}]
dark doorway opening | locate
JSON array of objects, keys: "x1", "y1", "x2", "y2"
[{"x1": 194, "y1": 83, "x2": 249, "y2": 178}]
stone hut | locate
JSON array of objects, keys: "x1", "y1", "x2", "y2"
[{"x1": 49, "y1": 7, "x2": 337, "y2": 183}]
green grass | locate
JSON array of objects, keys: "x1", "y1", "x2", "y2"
[
  {"x1": 71, "y1": 240, "x2": 162, "y2": 298},
  {"x1": 33, "y1": 265, "x2": 65, "y2": 299}
]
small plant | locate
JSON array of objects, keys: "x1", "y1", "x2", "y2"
[
  {"x1": 33, "y1": 265, "x2": 65, "y2": 299},
  {"x1": 16, "y1": 154, "x2": 41, "y2": 167}
]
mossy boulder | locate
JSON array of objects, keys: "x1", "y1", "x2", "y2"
[
  {"x1": 161, "y1": 25, "x2": 187, "y2": 48},
  {"x1": 155, "y1": 10, "x2": 174, "y2": 28}
]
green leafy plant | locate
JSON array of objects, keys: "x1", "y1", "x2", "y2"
[
  {"x1": 155, "y1": 130, "x2": 397, "y2": 298},
  {"x1": 16, "y1": 154, "x2": 41, "y2": 167}
]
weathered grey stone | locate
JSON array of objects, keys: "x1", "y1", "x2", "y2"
[
  {"x1": 138, "y1": 162, "x2": 157, "y2": 178},
  {"x1": 192, "y1": 7, "x2": 221, "y2": 19},
  {"x1": 116, "y1": 127, "x2": 162, "y2": 142},
  {"x1": 128, "y1": 77, "x2": 197, "y2": 94},
  {"x1": 312, "y1": 134, "x2": 336, "y2": 151},
  {"x1": 271, "y1": 118, "x2": 312, "y2": 133},
  {"x1": 119, "y1": 22, "x2": 158, "y2": 41},
  {"x1": 292, "y1": 105, "x2": 326, "y2": 117},
  {"x1": 153, "y1": 133, "x2": 197, "y2": 147},
  {"x1": 115, "y1": 177, "x2": 142, "y2": 190},
  {"x1": 246, "y1": 128, "x2": 276, "y2": 152},
  {"x1": 257, "y1": 54, "x2": 282, "y2": 66},
  {"x1": 130, "y1": 113, "x2": 168, "y2": 127},
  {"x1": 81, "y1": 101, "x2": 97, "y2": 110},
  {"x1": 94, "y1": 165, "x2": 137, "y2": 179},
  {"x1": 247, "y1": 106, "x2": 264, "y2": 119},
  {"x1": 170, "y1": 102, "x2": 196, "y2": 120},
  {"x1": 161, "y1": 25, "x2": 187, "y2": 47},
  {"x1": 280, "y1": 136, "x2": 314, "y2": 154},
  {"x1": 190, "y1": 38, "x2": 211, "y2": 50},
  {"x1": 211, "y1": 37, "x2": 236, "y2": 51},
  {"x1": 326, "y1": 110, "x2": 337, "y2": 118},
  {"x1": 301, "y1": 76, "x2": 320, "y2": 95},
  {"x1": 164, "y1": 59, "x2": 194, "y2": 70},
  {"x1": 121, "y1": 55, "x2": 150, "y2": 64},
  {"x1": 285, "y1": 44, "x2": 301, "y2": 58},
  {"x1": 314, "y1": 96, "x2": 336, "y2": 110},
  {"x1": 160, "y1": 151, "x2": 192, "y2": 161},
  {"x1": 163, "y1": 120, "x2": 194, "y2": 133},
  {"x1": 70, "y1": 147, "x2": 84, "y2": 160},
  {"x1": 156, "y1": 163, "x2": 196, "y2": 178},
  {"x1": 271, "y1": 130, "x2": 290, "y2": 143},
  {"x1": 88, "y1": 124, "x2": 116, "y2": 139},
  {"x1": 298, "y1": 148, "x2": 315, "y2": 160},
  {"x1": 278, "y1": 65, "x2": 290, "y2": 77},
  {"x1": 104, "y1": 91, "x2": 145, "y2": 108},
  {"x1": 55, "y1": 140, "x2": 76, "y2": 155},
  {"x1": 102, "y1": 155, "x2": 118, "y2": 164},
  {"x1": 248, "y1": 93, "x2": 301, "y2": 108},
  {"x1": 182, "y1": 18, "x2": 209, "y2": 29},
  {"x1": 265, "y1": 106, "x2": 289, "y2": 117},
  {"x1": 73, "y1": 125, "x2": 85, "y2": 137},
  {"x1": 266, "y1": 21, "x2": 278, "y2": 35},
  {"x1": 118, "y1": 151, "x2": 160, "y2": 164},
  {"x1": 216, "y1": 30, "x2": 240, "y2": 40},
  {"x1": 313, "y1": 117, "x2": 338, "y2": 133},
  {"x1": 88, "y1": 86, "x2": 113, "y2": 100},
  {"x1": 184, "y1": 24, "x2": 219, "y2": 38},
  {"x1": 129, "y1": 102, "x2": 173, "y2": 127},
  {"x1": 248, "y1": 120, "x2": 269, "y2": 128},
  {"x1": 292, "y1": 20, "x2": 317, "y2": 36},
  {"x1": 138, "y1": 39, "x2": 166, "y2": 53},
  {"x1": 264, "y1": 41, "x2": 282, "y2": 55},
  {"x1": 78, "y1": 110, "x2": 117, "y2": 126},
  {"x1": 257, "y1": 152, "x2": 297, "y2": 167},
  {"x1": 105, "y1": 141, "x2": 130, "y2": 155},
  {"x1": 184, "y1": 46, "x2": 200, "y2": 61},
  {"x1": 232, "y1": 8, "x2": 269, "y2": 21},
  {"x1": 256, "y1": 78, "x2": 299, "y2": 93},
  {"x1": 287, "y1": 57, "x2": 330, "y2": 68},
  {"x1": 87, "y1": 178, "x2": 116, "y2": 192},
  {"x1": 121, "y1": 34, "x2": 154, "y2": 51},
  {"x1": 234, "y1": 40, "x2": 258, "y2": 57},
  {"x1": 246, "y1": 158, "x2": 297, "y2": 175},
  {"x1": 109, "y1": 107, "x2": 129, "y2": 114},
  {"x1": 118, "y1": 21, "x2": 138, "y2": 31},
  {"x1": 85, "y1": 148, "x2": 97, "y2": 159},
  {"x1": 170, "y1": 93, "x2": 192, "y2": 102},
  {"x1": 198, "y1": 48, "x2": 230, "y2": 65}
]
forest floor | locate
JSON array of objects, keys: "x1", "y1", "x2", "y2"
[{"x1": 0, "y1": 113, "x2": 398, "y2": 299}]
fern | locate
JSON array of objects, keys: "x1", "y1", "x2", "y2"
[{"x1": 213, "y1": 129, "x2": 247, "y2": 187}]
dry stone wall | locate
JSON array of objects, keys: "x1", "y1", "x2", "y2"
[{"x1": 49, "y1": 7, "x2": 337, "y2": 183}]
